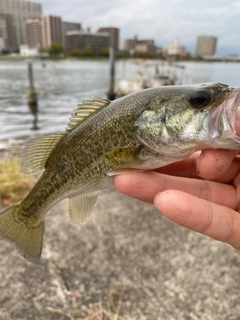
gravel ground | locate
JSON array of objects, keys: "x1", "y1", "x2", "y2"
[{"x1": 0, "y1": 138, "x2": 240, "y2": 320}]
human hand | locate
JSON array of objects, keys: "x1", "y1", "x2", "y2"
[{"x1": 114, "y1": 119, "x2": 240, "y2": 250}]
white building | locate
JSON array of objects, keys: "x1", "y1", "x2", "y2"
[
  {"x1": 163, "y1": 39, "x2": 187, "y2": 56},
  {"x1": 19, "y1": 44, "x2": 39, "y2": 56}
]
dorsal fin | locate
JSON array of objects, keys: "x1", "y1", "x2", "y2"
[
  {"x1": 66, "y1": 96, "x2": 111, "y2": 132},
  {"x1": 20, "y1": 133, "x2": 65, "y2": 175}
]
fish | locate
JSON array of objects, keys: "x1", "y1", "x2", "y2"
[{"x1": 0, "y1": 82, "x2": 240, "y2": 262}]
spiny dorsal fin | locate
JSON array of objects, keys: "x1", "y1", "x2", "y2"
[
  {"x1": 20, "y1": 133, "x2": 65, "y2": 175},
  {"x1": 66, "y1": 96, "x2": 111, "y2": 132}
]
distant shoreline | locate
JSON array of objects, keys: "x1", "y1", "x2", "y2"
[{"x1": 1, "y1": 55, "x2": 240, "y2": 63}]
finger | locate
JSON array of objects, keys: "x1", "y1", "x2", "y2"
[
  {"x1": 213, "y1": 156, "x2": 240, "y2": 183},
  {"x1": 197, "y1": 149, "x2": 239, "y2": 180},
  {"x1": 114, "y1": 171, "x2": 238, "y2": 209},
  {"x1": 235, "y1": 117, "x2": 240, "y2": 136},
  {"x1": 155, "y1": 152, "x2": 200, "y2": 178},
  {"x1": 114, "y1": 171, "x2": 160, "y2": 203},
  {"x1": 155, "y1": 190, "x2": 240, "y2": 250},
  {"x1": 149, "y1": 151, "x2": 240, "y2": 183}
]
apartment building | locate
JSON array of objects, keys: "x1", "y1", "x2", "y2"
[
  {"x1": 97, "y1": 27, "x2": 119, "y2": 50},
  {"x1": 195, "y1": 35, "x2": 217, "y2": 56},
  {"x1": 0, "y1": 0, "x2": 42, "y2": 51},
  {"x1": 65, "y1": 30, "x2": 110, "y2": 54},
  {"x1": 41, "y1": 15, "x2": 63, "y2": 49},
  {"x1": 25, "y1": 18, "x2": 81, "y2": 49},
  {"x1": 25, "y1": 18, "x2": 42, "y2": 47},
  {"x1": 0, "y1": 13, "x2": 15, "y2": 51}
]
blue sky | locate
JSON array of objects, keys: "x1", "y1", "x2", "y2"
[{"x1": 38, "y1": 0, "x2": 240, "y2": 55}]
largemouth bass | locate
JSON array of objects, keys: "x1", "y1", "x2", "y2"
[{"x1": 0, "y1": 83, "x2": 240, "y2": 262}]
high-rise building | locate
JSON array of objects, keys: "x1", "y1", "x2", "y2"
[
  {"x1": 195, "y1": 35, "x2": 217, "y2": 56},
  {"x1": 97, "y1": 27, "x2": 119, "y2": 50},
  {"x1": 25, "y1": 18, "x2": 81, "y2": 49},
  {"x1": 25, "y1": 18, "x2": 42, "y2": 47},
  {"x1": 41, "y1": 15, "x2": 63, "y2": 49},
  {"x1": 0, "y1": 0, "x2": 42, "y2": 51},
  {"x1": 0, "y1": 13, "x2": 15, "y2": 51}
]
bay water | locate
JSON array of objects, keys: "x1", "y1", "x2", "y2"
[{"x1": 0, "y1": 59, "x2": 240, "y2": 142}]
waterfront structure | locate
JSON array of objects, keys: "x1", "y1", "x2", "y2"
[
  {"x1": 163, "y1": 39, "x2": 188, "y2": 56},
  {"x1": 195, "y1": 35, "x2": 217, "y2": 56},
  {"x1": 41, "y1": 15, "x2": 63, "y2": 49},
  {"x1": 97, "y1": 27, "x2": 119, "y2": 50},
  {"x1": 124, "y1": 35, "x2": 155, "y2": 54},
  {"x1": 0, "y1": 0, "x2": 42, "y2": 51},
  {"x1": 65, "y1": 30, "x2": 110, "y2": 54}
]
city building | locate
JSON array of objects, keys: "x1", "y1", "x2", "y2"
[
  {"x1": 25, "y1": 18, "x2": 81, "y2": 50},
  {"x1": 124, "y1": 35, "x2": 155, "y2": 54},
  {"x1": 163, "y1": 39, "x2": 188, "y2": 56},
  {"x1": 135, "y1": 43, "x2": 156, "y2": 54},
  {"x1": 62, "y1": 21, "x2": 82, "y2": 48},
  {"x1": 195, "y1": 35, "x2": 217, "y2": 56},
  {"x1": 25, "y1": 18, "x2": 42, "y2": 47},
  {"x1": 0, "y1": 0, "x2": 42, "y2": 51},
  {"x1": 0, "y1": 13, "x2": 15, "y2": 52},
  {"x1": 41, "y1": 15, "x2": 63, "y2": 49},
  {"x1": 62, "y1": 21, "x2": 81, "y2": 35},
  {"x1": 97, "y1": 27, "x2": 119, "y2": 50},
  {"x1": 65, "y1": 30, "x2": 110, "y2": 54}
]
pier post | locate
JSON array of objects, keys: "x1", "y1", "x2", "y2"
[
  {"x1": 27, "y1": 62, "x2": 39, "y2": 130},
  {"x1": 107, "y1": 29, "x2": 116, "y2": 100}
]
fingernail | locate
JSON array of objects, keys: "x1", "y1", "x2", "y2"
[{"x1": 154, "y1": 192, "x2": 162, "y2": 207}]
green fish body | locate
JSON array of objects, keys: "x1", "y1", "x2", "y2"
[{"x1": 1, "y1": 83, "x2": 240, "y2": 261}]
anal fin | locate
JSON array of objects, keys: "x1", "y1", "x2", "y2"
[{"x1": 69, "y1": 192, "x2": 99, "y2": 225}]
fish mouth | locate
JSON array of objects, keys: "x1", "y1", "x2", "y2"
[{"x1": 209, "y1": 87, "x2": 240, "y2": 145}]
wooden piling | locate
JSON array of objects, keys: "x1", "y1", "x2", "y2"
[
  {"x1": 27, "y1": 62, "x2": 39, "y2": 130},
  {"x1": 107, "y1": 29, "x2": 116, "y2": 100}
]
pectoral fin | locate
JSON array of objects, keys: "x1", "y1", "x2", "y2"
[
  {"x1": 21, "y1": 133, "x2": 65, "y2": 175},
  {"x1": 68, "y1": 192, "x2": 99, "y2": 225}
]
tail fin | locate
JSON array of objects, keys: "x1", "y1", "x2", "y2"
[{"x1": 0, "y1": 204, "x2": 44, "y2": 262}]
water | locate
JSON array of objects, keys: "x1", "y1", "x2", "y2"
[{"x1": 1, "y1": 59, "x2": 240, "y2": 141}]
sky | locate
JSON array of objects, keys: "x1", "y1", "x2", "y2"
[{"x1": 38, "y1": 0, "x2": 240, "y2": 55}]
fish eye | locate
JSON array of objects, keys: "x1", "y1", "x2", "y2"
[{"x1": 190, "y1": 90, "x2": 211, "y2": 109}]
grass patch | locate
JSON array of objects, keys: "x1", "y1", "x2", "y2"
[
  {"x1": 46, "y1": 285, "x2": 142, "y2": 320},
  {"x1": 0, "y1": 157, "x2": 35, "y2": 205}
]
